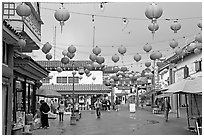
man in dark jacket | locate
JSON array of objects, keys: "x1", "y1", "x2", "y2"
[
  {"x1": 40, "y1": 100, "x2": 50, "y2": 128},
  {"x1": 162, "y1": 98, "x2": 171, "y2": 122}
]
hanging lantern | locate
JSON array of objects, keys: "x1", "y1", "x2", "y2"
[
  {"x1": 145, "y1": 3, "x2": 163, "y2": 23},
  {"x1": 42, "y1": 42, "x2": 52, "y2": 54},
  {"x1": 96, "y1": 56, "x2": 105, "y2": 65},
  {"x1": 56, "y1": 67, "x2": 63, "y2": 73},
  {"x1": 67, "y1": 52, "x2": 75, "y2": 59},
  {"x1": 194, "y1": 48, "x2": 201, "y2": 54},
  {"x1": 84, "y1": 69, "x2": 90, "y2": 75},
  {"x1": 155, "y1": 51, "x2": 162, "y2": 59},
  {"x1": 17, "y1": 39, "x2": 26, "y2": 48},
  {"x1": 92, "y1": 76, "x2": 96, "y2": 81},
  {"x1": 16, "y1": 3, "x2": 31, "y2": 17},
  {"x1": 143, "y1": 44, "x2": 152, "y2": 53},
  {"x1": 169, "y1": 39, "x2": 178, "y2": 49},
  {"x1": 112, "y1": 54, "x2": 120, "y2": 63},
  {"x1": 89, "y1": 53, "x2": 97, "y2": 62},
  {"x1": 175, "y1": 47, "x2": 182, "y2": 55},
  {"x1": 92, "y1": 62, "x2": 100, "y2": 69},
  {"x1": 79, "y1": 76, "x2": 83, "y2": 80},
  {"x1": 197, "y1": 20, "x2": 202, "y2": 30},
  {"x1": 195, "y1": 43, "x2": 202, "y2": 50},
  {"x1": 113, "y1": 66, "x2": 119, "y2": 73},
  {"x1": 61, "y1": 56, "x2": 69, "y2": 64},
  {"x1": 78, "y1": 67, "x2": 85, "y2": 75},
  {"x1": 150, "y1": 52, "x2": 157, "y2": 60},
  {"x1": 157, "y1": 61, "x2": 163, "y2": 67},
  {"x1": 46, "y1": 53, "x2": 52, "y2": 60},
  {"x1": 86, "y1": 64, "x2": 93, "y2": 71},
  {"x1": 195, "y1": 33, "x2": 202, "y2": 43},
  {"x1": 148, "y1": 22, "x2": 159, "y2": 38},
  {"x1": 134, "y1": 53, "x2": 141, "y2": 62},
  {"x1": 145, "y1": 62, "x2": 151, "y2": 67},
  {"x1": 104, "y1": 80, "x2": 111, "y2": 86},
  {"x1": 68, "y1": 45, "x2": 76, "y2": 54},
  {"x1": 179, "y1": 50, "x2": 186, "y2": 58},
  {"x1": 54, "y1": 3, "x2": 70, "y2": 33},
  {"x1": 118, "y1": 45, "x2": 126, "y2": 55},
  {"x1": 93, "y1": 46, "x2": 101, "y2": 55},
  {"x1": 62, "y1": 50, "x2": 68, "y2": 56},
  {"x1": 170, "y1": 20, "x2": 181, "y2": 33},
  {"x1": 121, "y1": 66, "x2": 127, "y2": 72}
]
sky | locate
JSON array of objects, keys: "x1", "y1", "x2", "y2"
[{"x1": 29, "y1": 1, "x2": 202, "y2": 72}]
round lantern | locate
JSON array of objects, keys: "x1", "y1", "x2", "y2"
[
  {"x1": 68, "y1": 45, "x2": 76, "y2": 54},
  {"x1": 84, "y1": 69, "x2": 90, "y2": 75},
  {"x1": 175, "y1": 47, "x2": 182, "y2": 55},
  {"x1": 79, "y1": 76, "x2": 83, "y2": 80},
  {"x1": 61, "y1": 56, "x2": 69, "y2": 64},
  {"x1": 96, "y1": 56, "x2": 105, "y2": 64},
  {"x1": 93, "y1": 46, "x2": 101, "y2": 55},
  {"x1": 194, "y1": 48, "x2": 201, "y2": 54},
  {"x1": 145, "y1": 3, "x2": 163, "y2": 23},
  {"x1": 17, "y1": 39, "x2": 26, "y2": 48},
  {"x1": 92, "y1": 76, "x2": 96, "y2": 81},
  {"x1": 67, "y1": 52, "x2": 75, "y2": 59},
  {"x1": 112, "y1": 54, "x2": 120, "y2": 63},
  {"x1": 143, "y1": 44, "x2": 152, "y2": 53},
  {"x1": 195, "y1": 43, "x2": 202, "y2": 50},
  {"x1": 112, "y1": 75, "x2": 119, "y2": 81},
  {"x1": 118, "y1": 45, "x2": 126, "y2": 55},
  {"x1": 42, "y1": 42, "x2": 52, "y2": 54},
  {"x1": 46, "y1": 53, "x2": 52, "y2": 60},
  {"x1": 78, "y1": 67, "x2": 85, "y2": 75},
  {"x1": 195, "y1": 33, "x2": 202, "y2": 43},
  {"x1": 86, "y1": 64, "x2": 93, "y2": 71},
  {"x1": 113, "y1": 66, "x2": 119, "y2": 73},
  {"x1": 179, "y1": 50, "x2": 186, "y2": 58},
  {"x1": 148, "y1": 22, "x2": 159, "y2": 35},
  {"x1": 62, "y1": 50, "x2": 68, "y2": 56},
  {"x1": 155, "y1": 51, "x2": 162, "y2": 59},
  {"x1": 121, "y1": 66, "x2": 127, "y2": 72},
  {"x1": 169, "y1": 39, "x2": 178, "y2": 49},
  {"x1": 170, "y1": 20, "x2": 181, "y2": 33},
  {"x1": 16, "y1": 3, "x2": 31, "y2": 17},
  {"x1": 134, "y1": 53, "x2": 141, "y2": 62},
  {"x1": 150, "y1": 52, "x2": 157, "y2": 60},
  {"x1": 54, "y1": 4, "x2": 70, "y2": 32},
  {"x1": 56, "y1": 67, "x2": 63, "y2": 73},
  {"x1": 104, "y1": 80, "x2": 111, "y2": 86},
  {"x1": 145, "y1": 62, "x2": 151, "y2": 67},
  {"x1": 157, "y1": 61, "x2": 163, "y2": 67},
  {"x1": 92, "y1": 62, "x2": 100, "y2": 69},
  {"x1": 197, "y1": 20, "x2": 202, "y2": 30},
  {"x1": 89, "y1": 53, "x2": 97, "y2": 61}
]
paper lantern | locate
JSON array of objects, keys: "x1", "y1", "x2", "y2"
[
  {"x1": 92, "y1": 76, "x2": 96, "y2": 81},
  {"x1": 194, "y1": 48, "x2": 201, "y2": 54},
  {"x1": 143, "y1": 44, "x2": 152, "y2": 53},
  {"x1": 93, "y1": 46, "x2": 101, "y2": 55},
  {"x1": 121, "y1": 66, "x2": 128, "y2": 72},
  {"x1": 62, "y1": 50, "x2": 68, "y2": 56},
  {"x1": 96, "y1": 56, "x2": 105, "y2": 64},
  {"x1": 56, "y1": 67, "x2": 63, "y2": 73},
  {"x1": 78, "y1": 67, "x2": 85, "y2": 75},
  {"x1": 46, "y1": 53, "x2": 52, "y2": 60},
  {"x1": 84, "y1": 69, "x2": 90, "y2": 75},
  {"x1": 148, "y1": 22, "x2": 159, "y2": 34},
  {"x1": 170, "y1": 20, "x2": 181, "y2": 33},
  {"x1": 157, "y1": 61, "x2": 163, "y2": 67},
  {"x1": 169, "y1": 39, "x2": 178, "y2": 49},
  {"x1": 112, "y1": 54, "x2": 120, "y2": 63},
  {"x1": 61, "y1": 56, "x2": 69, "y2": 64},
  {"x1": 134, "y1": 53, "x2": 141, "y2": 62},
  {"x1": 145, "y1": 62, "x2": 151, "y2": 67},
  {"x1": 195, "y1": 43, "x2": 202, "y2": 50},
  {"x1": 175, "y1": 47, "x2": 182, "y2": 55},
  {"x1": 16, "y1": 3, "x2": 31, "y2": 17},
  {"x1": 145, "y1": 3, "x2": 163, "y2": 23},
  {"x1": 118, "y1": 45, "x2": 126, "y2": 55},
  {"x1": 42, "y1": 42, "x2": 52, "y2": 54},
  {"x1": 17, "y1": 39, "x2": 26, "y2": 48},
  {"x1": 89, "y1": 53, "x2": 97, "y2": 61},
  {"x1": 68, "y1": 45, "x2": 76, "y2": 54}
]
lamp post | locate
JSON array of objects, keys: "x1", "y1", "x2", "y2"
[{"x1": 70, "y1": 70, "x2": 77, "y2": 125}]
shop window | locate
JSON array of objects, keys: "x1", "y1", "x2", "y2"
[
  {"x1": 57, "y1": 76, "x2": 67, "y2": 84},
  {"x1": 2, "y1": 41, "x2": 8, "y2": 65},
  {"x1": 68, "y1": 77, "x2": 79, "y2": 84},
  {"x1": 42, "y1": 77, "x2": 50, "y2": 84},
  {"x1": 3, "y1": 2, "x2": 15, "y2": 16}
]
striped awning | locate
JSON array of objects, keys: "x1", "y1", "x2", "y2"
[{"x1": 40, "y1": 84, "x2": 111, "y2": 95}]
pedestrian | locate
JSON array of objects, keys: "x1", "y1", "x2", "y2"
[
  {"x1": 40, "y1": 100, "x2": 50, "y2": 129},
  {"x1": 58, "y1": 100, "x2": 65, "y2": 122},
  {"x1": 94, "y1": 98, "x2": 102, "y2": 118},
  {"x1": 106, "y1": 99, "x2": 111, "y2": 111},
  {"x1": 115, "y1": 97, "x2": 120, "y2": 111},
  {"x1": 53, "y1": 99, "x2": 58, "y2": 114},
  {"x1": 162, "y1": 98, "x2": 171, "y2": 122}
]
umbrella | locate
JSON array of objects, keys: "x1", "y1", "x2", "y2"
[
  {"x1": 36, "y1": 88, "x2": 61, "y2": 98},
  {"x1": 165, "y1": 76, "x2": 202, "y2": 94}
]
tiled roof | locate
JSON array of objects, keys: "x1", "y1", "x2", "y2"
[
  {"x1": 40, "y1": 84, "x2": 112, "y2": 94},
  {"x1": 36, "y1": 60, "x2": 93, "y2": 68},
  {"x1": 3, "y1": 20, "x2": 22, "y2": 38}
]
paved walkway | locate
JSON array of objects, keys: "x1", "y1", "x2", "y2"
[{"x1": 32, "y1": 104, "x2": 197, "y2": 135}]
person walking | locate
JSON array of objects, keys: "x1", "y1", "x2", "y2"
[
  {"x1": 162, "y1": 98, "x2": 171, "y2": 122},
  {"x1": 40, "y1": 100, "x2": 50, "y2": 129},
  {"x1": 106, "y1": 99, "x2": 111, "y2": 111},
  {"x1": 58, "y1": 101, "x2": 65, "y2": 122},
  {"x1": 115, "y1": 97, "x2": 120, "y2": 111},
  {"x1": 94, "y1": 98, "x2": 102, "y2": 118}
]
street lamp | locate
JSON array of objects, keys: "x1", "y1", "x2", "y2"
[{"x1": 70, "y1": 70, "x2": 76, "y2": 125}]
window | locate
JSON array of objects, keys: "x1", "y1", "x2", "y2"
[
  {"x1": 2, "y1": 41, "x2": 8, "y2": 65},
  {"x1": 42, "y1": 77, "x2": 50, "y2": 84},
  {"x1": 195, "y1": 60, "x2": 202, "y2": 72},
  {"x1": 57, "y1": 77, "x2": 67, "y2": 84},
  {"x1": 68, "y1": 77, "x2": 79, "y2": 84},
  {"x1": 3, "y1": 2, "x2": 15, "y2": 16}
]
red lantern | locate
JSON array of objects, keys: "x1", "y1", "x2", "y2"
[
  {"x1": 62, "y1": 50, "x2": 68, "y2": 56},
  {"x1": 67, "y1": 52, "x2": 75, "y2": 59},
  {"x1": 170, "y1": 20, "x2": 181, "y2": 33},
  {"x1": 195, "y1": 43, "x2": 202, "y2": 50},
  {"x1": 155, "y1": 51, "x2": 162, "y2": 59},
  {"x1": 46, "y1": 53, "x2": 52, "y2": 60},
  {"x1": 86, "y1": 64, "x2": 93, "y2": 70},
  {"x1": 150, "y1": 52, "x2": 157, "y2": 60},
  {"x1": 148, "y1": 22, "x2": 159, "y2": 35},
  {"x1": 121, "y1": 66, "x2": 128, "y2": 72},
  {"x1": 194, "y1": 48, "x2": 201, "y2": 54},
  {"x1": 143, "y1": 44, "x2": 152, "y2": 53},
  {"x1": 113, "y1": 66, "x2": 119, "y2": 73},
  {"x1": 157, "y1": 61, "x2": 163, "y2": 67},
  {"x1": 179, "y1": 50, "x2": 186, "y2": 58},
  {"x1": 118, "y1": 45, "x2": 126, "y2": 55},
  {"x1": 54, "y1": 4, "x2": 70, "y2": 32},
  {"x1": 145, "y1": 3, "x2": 163, "y2": 23},
  {"x1": 42, "y1": 42, "x2": 52, "y2": 54},
  {"x1": 197, "y1": 20, "x2": 202, "y2": 30},
  {"x1": 112, "y1": 54, "x2": 120, "y2": 63},
  {"x1": 61, "y1": 57, "x2": 69, "y2": 64},
  {"x1": 195, "y1": 33, "x2": 202, "y2": 43},
  {"x1": 145, "y1": 62, "x2": 151, "y2": 67},
  {"x1": 169, "y1": 39, "x2": 178, "y2": 49},
  {"x1": 89, "y1": 53, "x2": 97, "y2": 61},
  {"x1": 175, "y1": 47, "x2": 182, "y2": 55},
  {"x1": 16, "y1": 3, "x2": 31, "y2": 17},
  {"x1": 78, "y1": 67, "x2": 85, "y2": 75},
  {"x1": 84, "y1": 69, "x2": 90, "y2": 75},
  {"x1": 56, "y1": 67, "x2": 63, "y2": 73},
  {"x1": 93, "y1": 46, "x2": 101, "y2": 55},
  {"x1": 96, "y1": 56, "x2": 105, "y2": 65},
  {"x1": 17, "y1": 39, "x2": 26, "y2": 48},
  {"x1": 68, "y1": 45, "x2": 76, "y2": 54},
  {"x1": 92, "y1": 76, "x2": 96, "y2": 81},
  {"x1": 134, "y1": 53, "x2": 141, "y2": 62},
  {"x1": 93, "y1": 62, "x2": 100, "y2": 68}
]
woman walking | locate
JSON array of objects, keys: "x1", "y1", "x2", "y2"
[{"x1": 58, "y1": 101, "x2": 65, "y2": 122}]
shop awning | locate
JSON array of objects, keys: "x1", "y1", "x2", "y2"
[
  {"x1": 36, "y1": 88, "x2": 61, "y2": 98},
  {"x1": 156, "y1": 93, "x2": 171, "y2": 98}
]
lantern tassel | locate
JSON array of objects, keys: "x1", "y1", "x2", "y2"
[{"x1": 60, "y1": 21, "x2": 64, "y2": 33}]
